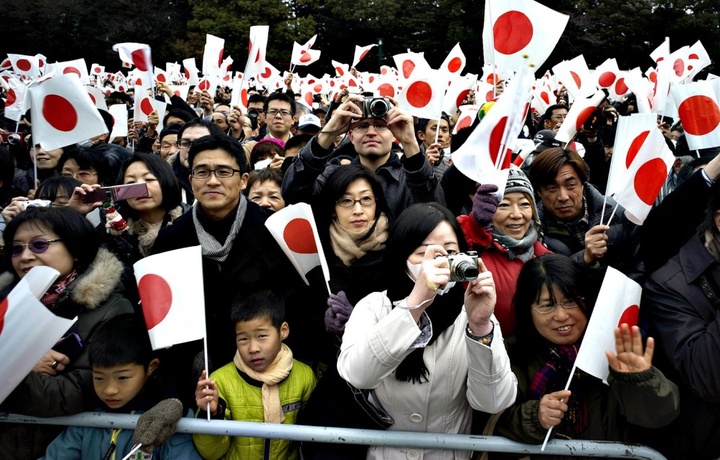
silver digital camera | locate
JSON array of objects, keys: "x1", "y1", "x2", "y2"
[
  {"x1": 361, "y1": 97, "x2": 391, "y2": 119},
  {"x1": 437, "y1": 251, "x2": 479, "y2": 281}
]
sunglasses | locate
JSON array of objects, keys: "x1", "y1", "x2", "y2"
[{"x1": 11, "y1": 238, "x2": 62, "y2": 258}]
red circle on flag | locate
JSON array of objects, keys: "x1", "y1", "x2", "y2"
[
  {"x1": 39, "y1": 59, "x2": 45, "y2": 68},
  {"x1": 138, "y1": 274, "x2": 173, "y2": 330},
  {"x1": 348, "y1": 79, "x2": 358, "y2": 87},
  {"x1": 626, "y1": 131, "x2": 650, "y2": 168},
  {"x1": 634, "y1": 158, "x2": 670, "y2": 205},
  {"x1": 673, "y1": 59, "x2": 684, "y2": 77},
  {"x1": 141, "y1": 98, "x2": 154, "y2": 116},
  {"x1": 540, "y1": 91, "x2": 550, "y2": 105},
  {"x1": 174, "y1": 90, "x2": 181, "y2": 97},
  {"x1": 313, "y1": 83, "x2": 323, "y2": 93},
  {"x1": 131, "y1": 50, "x2": 150, "y2": 71},
  {"x1": 615, "y1": 78, "x2": 628, "y2": 95},
  {"x1": 381, "y1": 67, "x2": 388, "y2": 75},
  {"x1": 283, "y1": 218, "x2": 317, "y2": 254},
  {"x1": 406, "y1": 81, "x2": 432, "y2": 108},
  {"x1": 157, "y1": 73, "x2": 166, "y2": 82},
  {"x1": 446, "y1": 57, "x2": 462, "y2": 73},
  {"x1": 598, "y1": 71, "x2": 616, "y2": 87},
  {"x1": 689, "y1": 53, "x2": 699, "y2": 60},
  {"x1": 88, "y1": 93, "x2": 97, "y2": 105},
  {"x1": 368, "y1": 75, "x2": 375, "y2": 83},
  {"x1": 571, "y1": 71, "x2": 582, "y2": 88},
  {"x1": 261, "y1": 67, "x2": 272, "y2": 79},
  {"x1": 335, "y1": 66, "x2": 345, "y2": 77},
  {"x1": 135, "y1": 78, "x2": 143, "y2": 86},
  {"x1": 618, "y1": 304, "x2": 639, "y2": 327},
  {"x1": 184, "y1": 68, "x2": 191, "y2": 79},
  {"x1": 456, "y1": 115, "x2": 473, "y2": 131},
  {"x1": 241, "y1": 88, "x2": 249, "y2": 107},
  {"x1": 63, "y1": 67, "x2": 81, "y2": 78},
  {"x1": 43, "y1": 95, "x2": 78, "y2": 132},
  {"x1": 1, "y1": 59, "x2": 11, "y2": 69},
  {"x1": 198, "y1": 80, "x2": 210, "y2": 91},
  {"x1": 6, "y1": 89, "x2": 16, "y2": 107},
  {"x1": 489, "y1": 116, "x2": 509, "y2": 165},
  {"x1": 300, "y1": 51, "x2": 312, "y2": 63},
  {"x1": 455, "y1": 89, "x2": 470, "y2": 109},
  {"x1": 360, "y1": 50, "x2": 370, "y2": 62},
  {"x1": 94, "y1": 67, "x2": 101, "y2": 74},
  {"x1": 16, "y1": 59, "x2": 32, "y2": 72},
  {"x1": 486, "y1": 73, "x2": 498, "y2": 85},
  {"x1": 575, "y1": 107, "x2": 596, "y2": 131},
  {"x1": 305, "y1": 92, "x2": 313, "y2": 106},
  {"x1": 485, "y1": 90, "x2": 495, "y2": 102},
  {"x1": 402, "y1": 60, "x2": 415, "y2": 79},
  {"x1": 648, "y1": 71, "x2": 657, "y2": 83},
  {"x1": 493, "y1": 11, "x2": 533, "y2": 55},
  {"x1": 378, "y1": 83, "x2": 395, "y2": 98},
  {"x1": 0, "y1": 297, "x2": 8, "y2": 336},
  {"x1": 679, "y1": 95, "x2": 720, "y2": 136}
]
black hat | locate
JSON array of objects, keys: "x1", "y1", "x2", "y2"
[{"x1": 533, "y1": 130, "x2": 562, "y2": 153}]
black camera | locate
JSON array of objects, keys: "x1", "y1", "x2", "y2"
[
  {"x1": 437, "y1": 251, "x2": 479, "y2": 282},
  {"x1": 361, "y1": 97, "x2": 390, "y2": 119},
  {"x1": 247, "y1": 109, "x2": 259, "y2": 130}
]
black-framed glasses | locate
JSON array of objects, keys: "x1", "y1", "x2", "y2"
[
  {"x1": 351, "y1": 121, "x2": 389, "y2": 133},
  {"x1": 191, "y1": 168, "x2": 242, "y2": 179},
  {"x1": 11, "y1": 238, "x2": 62, "y2": 258},
  {"x1": 266, "y1": 109, "x2": 293, "y2": 118},
  {"x1": 532, "y1": 298, "x2": 582, "y2": 315},
  {"x1": 337, "y1": 195, "x2": 376, "y2": 208},
  {"x1": 176, "y1": 139, "x2": 193, "y2": 150}
]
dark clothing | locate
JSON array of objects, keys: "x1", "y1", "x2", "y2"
[
  {"x1": 537, "y1": 183, "x2": 645, "y2": 282},
  {"x1": 172, "y1": 157, "x2": 195, "y2": 205},
  {"x1": 579, "y1": 136, "x2": 609, "y2": 194},
  {"x1": 282, "y1": 137, "x2": 445, "y2": 218},
  {"x1": 642, "y1": 231, "x2": 720, "y2": 459}
]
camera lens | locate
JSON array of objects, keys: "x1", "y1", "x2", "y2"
[
  {"x1": 368, "y1": 98, "x2": 389, "y2": 119},
  {"x1": 8, "y1": 134, "x2": 21, "y2": 145},
  {"x1": 454, "y1": 261, "x2": 478, "y2": 280}
]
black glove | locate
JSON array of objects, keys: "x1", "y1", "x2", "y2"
[
  {"x1": 471, "y1": 184, "x2": 499, "y2": 231},
  {"x1": 134, "y1": 398, "x2": 183, "y2": 453},
  {"x1": 325, "y1": 291, "x2": 354, "y2": 334}
]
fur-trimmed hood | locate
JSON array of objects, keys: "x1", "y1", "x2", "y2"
[{"x1": 0, "y1": 248, "x2": 125, "y2": 310}]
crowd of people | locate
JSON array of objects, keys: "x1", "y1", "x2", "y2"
[{"x1": 1, "y1": 69, "x2": 719, "y2": 460}]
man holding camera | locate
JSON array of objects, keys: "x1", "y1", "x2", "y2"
[{"x1": 282, "y1": 95, "x2": 444, "y2": 217}]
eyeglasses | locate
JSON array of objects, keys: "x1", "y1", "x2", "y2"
[
  {"x1": 62, "y1": 171, "x2": 97, "y2": 180},
  {"x1": 532, "y1": 299, "x2": 582, "y2": 315},
  {"x1": 11, "y1": 238, "x2": 62, "y2": 258},
  {"x1": 191, "y1": 168, "x2": 242, "y2": 179},
  {"x1": 337, "y1": 195, "x2": 376, "y2": 208},
  {"x1": 351, "y1": 121, "x2": 389, "y2": 133},
  {"x1": 266, "y1": 109, "x2": 293, "y2": 118},
  {"x1": 176, "y1": 139, "x2": 193, "y2": 150}
]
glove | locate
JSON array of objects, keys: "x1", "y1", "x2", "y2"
[
  {"x1": 471, "y1": 184, "x2": 499, "y2": 231},
  {"x1": 325, "y1": 291, "x2": 354, "y2": 334},
  {"x1": 134, "y1": 398, "x2": 183, "y2": 453}
]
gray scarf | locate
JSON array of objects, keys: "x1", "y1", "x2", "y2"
[
  {"x1": 492, "y1": 224, "x2": 539, "y2": 262},
  {"x1": 192, "y1": 195, "x2": 247, "y2": 263}
]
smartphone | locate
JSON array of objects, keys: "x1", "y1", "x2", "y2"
[
  {"x1": 82, "y1": 188, "x2": 110, "y2": 204},
  {"x1": 110, "y1": 182, "x2": 149, "y2": 201},
  {"x1": 52, "y1": 333, "x2": 84, "y2": 359}
]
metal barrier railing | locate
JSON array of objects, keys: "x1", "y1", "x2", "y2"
[{"x1": 0, "y1": 412, "x2": 667, "y2": 459}]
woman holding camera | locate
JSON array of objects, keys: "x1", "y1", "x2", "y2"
[
  {"x1": 0, "y1": 206, "x2": 134, "y2": 459},
  {"x1": 337, "y1": 202, "x2": 517, "y2": 460}
]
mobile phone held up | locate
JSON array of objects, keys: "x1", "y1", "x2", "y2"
[
  {"x1": 82, "y1": 183, "x2": 149, "y2": 204},
  {"x1": 52, "y1": 333, "x2": 84, "y2": 360}
]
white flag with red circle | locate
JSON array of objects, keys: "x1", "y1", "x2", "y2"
[
  {"x1": 45, "y1": 59, "x2": 90, "y2": 85},
  {"x1": 575, "y1": 266, "x2": 642, "y2": 383},
  {"x1": 6, "y1": 54, "x2": 41, "y2": 79},
  {"x1": 112, "y1": 43, "x2": 153, "y2": 91},
  {"x1": 170, "y1": 84, "x2": 189, "y2": 101},
  {"x1": 483, "y1": 0, "x2": 569, "y2": 72},
  {"x1": 396, "y1": 69, "x2": 445, "y2": 120},
  {"x1": 442, "y1": 74, "x2": 477, "y2": 115},
  {"x1": 552, "y1": 55, "x2": 595, "y2": 100},
  {"x1": 4, "y1": 77, "x2": 27, "y2": 122},
  {"x1": 352, "y1": 44, "x2": 377, "y2": 69},
  {"x1": 291, "y1": 41, "x2": 321, "y2": 67},
  {"x1": 154, "y1": 66, "x2": 170, "y2": 84},
  {"x1": 265, "y1": 203, "x2": 330, "y2": 286},
  {"x1": 0, "y1": 266, "x2": 77, "y2": 405},
  {"x1": 244, "y1": 26, "x2": 269, "y2": 78},
  {"x1": 672, "y1": 80, "x2": 720, "y2": 151},
  {"x1": 202, "y1": 34, "x2": 225, "y2": 77},
  {"x1": 134, "y1": 246, "x2": 206, "y2": 350},
  {"x1": 90, "y1": 63, "x2": 105, "y2": 76},
  {"x1": 182, "y1": 58, "x2": 199, "y2": 86},
  {"x1": 440, "y1": 43, "x2": 467, "y2": 78},
  {"x1": 331, "y1": 60, "x2": 349, "y2": 78},
  {"x1": 230, "y1": 75, "x2": 250, "y2": 112},
  {"x1": 256, "y1": 61, "x2": 280, "y2": 87},
  {"x1": 133, "y1": 83, "x2": 155, "y2": 124},
  {"x1": 593, "y1": 58, "x2": 631, "y2": 101},
  {"x1": 392, "y1": 51, "x2": 431, "y2": 80},
  {"x1": 109, "y1": 104, "x2": 128, "y2": 139},
  {"x1": 196, "y1": 76, "x2": 218, "y2": 99},
  {"x1": 452, "y1": 104, "x2": 479, "y2": 135},
  {"x1": 650, "y1": 37, "x2": 670, "y2": 64},
  {"x1": 554, "y1": 90, "x2": 606, "y2": 144},
  {"x1": 28, "y1": 74, "x2": 108, "y2": 151},
  {"x1": 86, "y1": 86, "x2": 108, "y2": 111}
]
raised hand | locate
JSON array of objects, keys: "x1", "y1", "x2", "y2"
[
  {"x1": 465, "y1": 257, "x2": 496, "y2": 336},
  {"x1": 606, "y1": 324, "x2": 654, "y2": 374}
]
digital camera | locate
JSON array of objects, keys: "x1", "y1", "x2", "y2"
[
  {"x1": 361, "y1": 97, "x2": 390, "y2": 119},
  {"x1": 18, "y1": 199, "x2": 51, "y2": 210},
  {"x1": 437, "y1": 251, "x2": 479, "y2": 282}
]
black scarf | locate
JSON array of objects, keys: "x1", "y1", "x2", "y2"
[{"x1": 386, "y1": 274, "x2": 464, "y2": 384}]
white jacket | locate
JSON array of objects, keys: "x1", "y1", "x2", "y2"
[{"x1": 338, "y1": 291, "x2": 517, "y2": 460}]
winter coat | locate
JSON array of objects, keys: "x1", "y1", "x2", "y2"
[
  {"x1": 282, "y1": 137, "x2": 445, "y2": 218},
  {"x1": 642, "y1": 231, "x2": 720, "y2": 459},
  {"x1": 337, "y1": 291, "x2": 517, "y2": 460},
  {"x1": 0, "y1": 248, "x2": 134, "y2": 460},
  {"x1": 192, "y1": 360, "x2": 316, "y2": 460}
]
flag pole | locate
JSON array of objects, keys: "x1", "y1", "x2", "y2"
[
  {"x1": 121, "y1": 443, "x2": 143, "y2": 460},
  {"x1": 203, "y1": 334, "x2": 211, "y2": 422},
  {"x1": 604, "y1": 201, "x2": 620, "y2": 227},
  {"x1": 540, "y1": 362, "x2": 577, "y2": 451},
  {"x1": 434, "y1": 116, "x2": 442, "y2": 144},
  {"x1": 599, "y1": 194, "x2": 608, "y2": 226}
]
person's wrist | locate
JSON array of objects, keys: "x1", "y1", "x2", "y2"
[{"x1": 467, "y1": 320, "x2": 494, "y2": 344}]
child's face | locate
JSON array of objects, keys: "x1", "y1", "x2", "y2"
[
  {"x1": 235, "y1": 316, "x2": 289, "y2": 373},
  {"x1": 92, "y1": 360, "x2": 158, "y2": 410}
]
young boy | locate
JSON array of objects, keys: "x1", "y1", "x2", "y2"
[
  {"x1": 41, "y1": 315, "x2": 201, "y2": 459},
  {"x1": 193, "y1": 291, "x2": 317, "y2": 460}
]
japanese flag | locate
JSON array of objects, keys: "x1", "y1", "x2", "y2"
[
  {"x1": 483, "y1": 0, "x2": 569, "y2": 72},
  {"x1": 265, "y1": 203, "x2": 330, "y2": 286},
  {"x1": 552, "y1": 55, "x2": 596, "y2": 100},
  {"x1": 170, "y1": 84, "x2": 189, "y2": 101},
  {"x1": 607, "y1": 113, "x2": 674, "y2": 224},
  {"x1": 230, "y1": 76, "x2": 250, "y2": 112},
  {"x1": 442, "y1": 74, "x2": 477, "y2": 115},
  {"x1": 593, "y1": 58, "x2": 630, "y2": 101},
  {"x1": 440, "y1": 43, "x2": 466, "y2": 77},
  {"x1": 623, "y1": 68, "x2": 653, "y2": 114},
  {"x1": 133, "y1": 83, "x2": 155, "y2": 124},
  {"x1": 452, "y1": 104, "x2": 479, "y2": 135},
  {"x1": 396, "y1": 69, "x2": 445, "y2": 120},
  {"x1": 46, "y1": 59, "x2": 90, "y2": 85},
  {"x1": 166, "y1": 62, "x2": 182, "y2": 82},
  {"x1": 86, "y1": 86, "x2": 108, "y2": 111},
  {"x1": 352, "y1": 44, "x2": 377, "y2": 69},
  {"x1": 3, "y1": 77, "x2": 27, "y2": 122},
  {"x1": 244, "y1": 26, "x2": 269, "y2": 78},
  {"x1": 28, "y1": 74, "x2": 108, "y2": 151},
  {"x1": 202, "y1": 34, "x2": 225, "y2": 77},
  {"x1": 0, "y1": 266, "x2": 77, "y2": 405},
  {"x1": 182, "y1": 58, "x2": 200, "y2": 86},
  {"x1": 154, "y1": 66, "x2": 169, "y2": 84},
  {"x1": 6, "y1": 53, "x2": 41, "y2": 79},
  {"x1": 554, "y1": 90, "x2": 606, "y2": 144},
  {"x1": 650, "y1": 37, "x2": 670, "y2": 64},
  {"x1": 90, "y1": 63, "x2": 105, "y2": 76},
  {"x1": 373, "y1": 74, "x2": 399, "y2": 99},
  {"x1": 291, "y1": 42, "x2": 321, "y2": 67},
  {"x1": 134, "y1": 246, "x2": 206, "y2": 350},
  {"x1": 112, "y1": 43, "x2": 153, "y2": 90},
  {"x1": 151, "y1": 99, "x2": 168, "y2": 133},
  {"x1": 575, "y1": 267, "x2": 641, "y2": 383},
  {"x1": 196, "y1": 76, "x2": 218, "y2": 99},
  {"x1": 672, "y1": 80, "x2": 720, "y2": 151},
  {"x1": 109, "y1": 104, "x2": 128, "y2": 139},
  {"x1": 256, "y1": 62, "x2": 280, "y2": 87},
  {"x1": 392, "y1": 51, "x2": 431, "y2": 80},
  {"x1": 331, "y1": 60, "x2": 349, "y2": 78}
]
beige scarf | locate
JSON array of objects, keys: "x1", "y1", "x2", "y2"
[
  {"x1": 233, "y1": 343, "x2": 294, "y2": 423},
  {"x1": 329, "y1": 213, "x2": 389, "y2": 266}
]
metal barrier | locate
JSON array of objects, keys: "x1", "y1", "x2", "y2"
[{"x1": 1, "y1": 412, "x2": 666, "y2": 459}]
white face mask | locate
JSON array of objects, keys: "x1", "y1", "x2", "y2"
[
  {"x1": 405, "y1": 260, "x2": 456, "y2": 295},
  {"x1": 76, "y1": 139, "x2": 93, "y2": 148}
]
